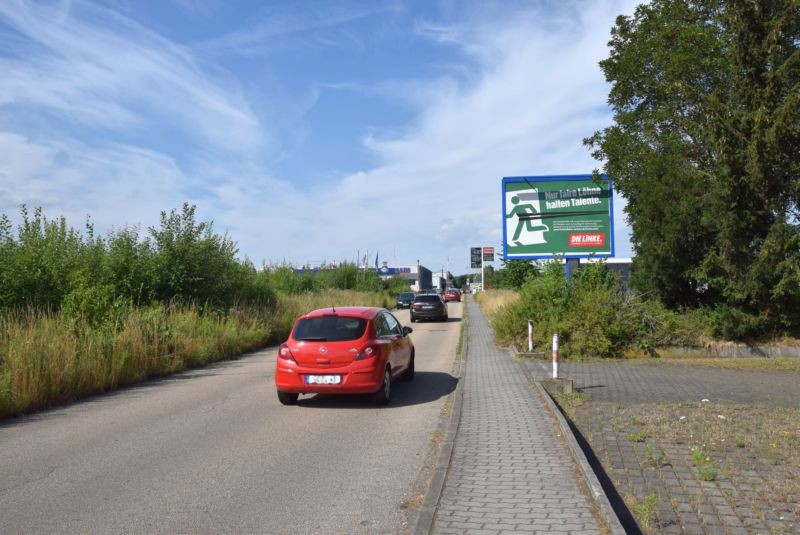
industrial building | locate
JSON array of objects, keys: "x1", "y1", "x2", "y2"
[
  {"x1": 291, "y1": 261, "x2": 440, "y2": 292},
  {"x1": 376, "y1": 262, "x2": 434, "y2": 291}
]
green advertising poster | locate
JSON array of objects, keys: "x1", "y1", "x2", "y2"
[{"x1": 502, "y1": 175, "x2": 614, "y2": 259}]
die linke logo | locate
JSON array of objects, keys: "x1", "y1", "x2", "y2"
[{"x1": 569, "y1": 233, "x2": 605, "y2": 247}]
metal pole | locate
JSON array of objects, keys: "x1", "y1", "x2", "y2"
[
  {"x1": 552, "y1": 333, "x2": 559, "y2": 379},
  {"x1": 528, "y1": 320, "x2": 533, "y2": 352},
  {"x1": 481, "y1": 253, "x2": 484, "y2": 293}
]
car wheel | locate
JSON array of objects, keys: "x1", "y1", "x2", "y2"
[
  {"x1": 410, "y1": 316, "x2": 416, "y2": 323},
  {"x1": 372, "y1": 367, "x2": 392, "y2": 405},
  {"x1": 401, "y1": 353, "x2": 415, "y2": 382},
  {"x1": 277, "y1": 390, "x2": 299, "y2": 405}
]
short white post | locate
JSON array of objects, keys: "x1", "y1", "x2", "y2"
[
  {"x1": 527, "y1": 320, "x2": 534, "y2": 352},
  {"x1": 552, "y1": 333, "x2": 559, "y2": 379}
]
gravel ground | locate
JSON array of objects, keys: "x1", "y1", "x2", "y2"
[{"x1": 525, "y1": 359, "x2": 800, "y2": 535}]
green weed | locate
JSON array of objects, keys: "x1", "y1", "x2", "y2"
[
  {"x1": 698, "y1": 463, "x2": 717, "y2": 481},
  {"x1": 628, "y1": 430, "x2": 649, "y2": 443},
  {"x1": 762, "y1": 444, "x2": 780, "y2": 465},
  {"x1": 645, "y1": 441, "x2": 668, "y2": 468},
  {"x1": 633, "y1": 492, "x2": 658, "y2": 532}
]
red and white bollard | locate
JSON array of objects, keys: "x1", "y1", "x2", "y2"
[
  {"x1": 552, "y1": 333, "x2": 559, "y2": 379},
  {"x1": 527, "y1": 320, "x2": 533, "y2": 352}
]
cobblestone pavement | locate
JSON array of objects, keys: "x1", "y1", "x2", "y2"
[
  {"x1": 528, "y1": 360, "x2": 799, "y2": 408},
  {"x1": 431, "y1": 300, "x2": 605, "y2": 534},
  {"x1": 525, "y1": 359, "x2": 800, "y2": 534}
]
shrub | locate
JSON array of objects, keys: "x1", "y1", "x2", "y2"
[
  {"x1": 484, "y1": 260, "x2": 712, "y2": 358},
  {"x1": 710, "y1": 305, "x2": 769, "y2": 340}
]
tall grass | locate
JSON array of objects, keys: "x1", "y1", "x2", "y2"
[
  {"x1": 0, "y1": 289, "x2": 392, "y2": 418},
  {"x1": 475, "y1": 289, "x2": 520, "y2": 316},
  {"x1": 478, "y1": 262, "x2": 713, "y2": 359},
  {"x1": 0, "y1": 204, "x2": 416, "y2": 418}
]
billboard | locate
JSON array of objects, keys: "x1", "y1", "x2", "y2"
[
  {"x1": 502, "y1": 175, "x2": 614, "y2": 260},
  {"x1": 483, "y1": 247, "x2": 495, "y2": 261}
]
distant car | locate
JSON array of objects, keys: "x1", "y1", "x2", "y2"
[
  {"x1": 396, "y1": 292, "x2": 415, "y2": 309},
  {"x1": 274, "y1": 307, "x2": 414, "y2": 406},
  {"x1": 444, "y1": 289, "x2": 461, "y2": 302},
  {"x1": 410, "y1": 294, "x2": 448, "y2": 323}
]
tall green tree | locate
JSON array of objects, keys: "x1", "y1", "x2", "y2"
[{"x1": 586, "y1": 0, "x2": 800, "y2": 336}]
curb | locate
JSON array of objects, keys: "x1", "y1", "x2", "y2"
[
  {"x1": 516, "y1": 356, "x2": 626, "y2": 535},
  {"x1": 411, "y1": 303, "x2": 469, "y2": 535}
]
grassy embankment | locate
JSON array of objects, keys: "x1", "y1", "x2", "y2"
[
  {"x1": 477, "y1": 288, "x2": 800, "y2": 370},
  {"x1": 0, "y1": 290, "x2": 387, "y2": 419},
  {"x1": 477, "y1": 261, "x2": 717, "y2": 360},
  {"x1": 0, "y1": 205, "x2": 411, "y2": 418}
]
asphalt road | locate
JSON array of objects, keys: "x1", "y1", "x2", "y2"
[{"x1": 0, "y1": 303, "x2": 463, "y2": 534}]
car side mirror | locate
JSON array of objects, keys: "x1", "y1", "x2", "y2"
[{"x1": 402, "y1": 326, "x2": 413, "y2": 336}]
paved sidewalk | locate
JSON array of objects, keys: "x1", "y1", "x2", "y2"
[{"x1": 431, "y1": 298, "x2": 604, "y2": 534}]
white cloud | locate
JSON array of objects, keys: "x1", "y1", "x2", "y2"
[
  {"x1": 0, "y1": 1, "x2": 263, "y2": 154},
  {"x1": 0, "y1": 0, "x2": 637, "y2": 273},
  {"x1": 262, "y1": 0, "x2": 638, "y2": 269},
  {"x1": 0, "y1": 132, "x2": 187, "y2": 229},
  {"x1": 199, "y1": 1, "x2": 403, "y2": 56}
]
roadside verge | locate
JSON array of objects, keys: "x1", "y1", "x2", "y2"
[{"x1": 516, "y1": 351, "x2": 626, "y2": 535}]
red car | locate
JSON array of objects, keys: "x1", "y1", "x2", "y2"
[
  {"x1": 444, "y1": 289, "x2": 461, "y2": 302},
  {"x1": 275, "y1": 307, "x2": 415, "y2": 406}
]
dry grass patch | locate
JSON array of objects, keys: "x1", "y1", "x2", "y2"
[
  {"x1": 475, "y1": 289, "x2": 520, "y2": 316},
  {"x1": 590, "y1": 401, "x2": 799, "y2": 532},
  {"x1": 635, "y1": 357, "x2": 800, "y2": 372}
]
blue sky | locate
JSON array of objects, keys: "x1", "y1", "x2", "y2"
[{"x1": 0, "y1": 0, "x2": 637, "y2": 274}]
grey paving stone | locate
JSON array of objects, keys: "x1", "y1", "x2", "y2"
[
  {"x1": 681, "y1": 522, "x2": 706, "y2": 535},
  {"x1": 431, "y1": 299, "x2": 602, "y2": 534}
]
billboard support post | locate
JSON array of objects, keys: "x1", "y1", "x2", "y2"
[{"x1": 470, "y1": 247, "x2": 482, "y2": 290}]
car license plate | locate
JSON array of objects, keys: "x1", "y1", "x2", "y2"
[
  {"x1": 306, "y1": 375, "x2": 341, "y2": 385},
  {"x1": 422, "y1": 305, "x2": 433, "y2": 309}
]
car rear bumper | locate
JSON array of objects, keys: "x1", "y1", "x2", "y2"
[
  {"x1": 410, "y1": 309, "x2": 447, "y2": 320},
  {"x1": 275, "y1": 360, "x2": 384, "y2": 394}
]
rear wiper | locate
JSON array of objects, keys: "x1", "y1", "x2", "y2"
[{"x1": 298, "y1": 336, "x2": 328, "y2": 341}]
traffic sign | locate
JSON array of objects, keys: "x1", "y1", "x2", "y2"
[{"x1": 470, "y1": 247, "x2": 482, "y2": 268}]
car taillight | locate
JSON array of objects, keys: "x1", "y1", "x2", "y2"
[
  {"x1": 355, "y1": 343, "x2": 380, "y2": 361},
  {"x1": 278, "y1": 343, "x2": 296, "y2": 363}
]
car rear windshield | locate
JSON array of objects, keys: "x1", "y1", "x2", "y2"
[
  {"x1": 293, "y1": 315, "x2": 368, "y2": 342},
  {"x1": 399, "y1": 293, "x2": 415, "y2": 299},
  {"x1": 414, "y1": 295, "x2": 442, "y2": 303}
]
